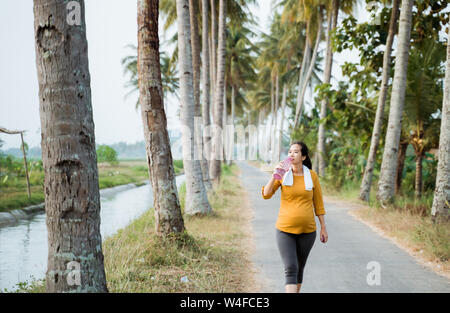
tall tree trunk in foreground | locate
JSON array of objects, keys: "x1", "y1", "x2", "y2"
[
  {"x1": 431, "y1": 25, "x2": 450, "y2": 223},
  {"x1": 376, "y1": 0, "x2": 414, "y2": 206},
  {"x1": 210, "y1": 0, "x2": 226, "y2": 184},
  {"x1": 201, "y1": 0, "x2": 213, "y2": 192},
  {"x1": 360, "y1": 0, "x2": 400, "y2": 202},
  {"x1": 177, "y1": 0, "x2": 212, "y2": 215},
  {"x1": 33, "y1": 0, "x2": 107, "y2": 292},
  {"x1": 138, "y1": 0, "x2": 185, "y2": 234}
]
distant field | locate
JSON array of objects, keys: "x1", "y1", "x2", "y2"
[{"x1": 0, "y1": 159, "x2": 184, "y2": 213}]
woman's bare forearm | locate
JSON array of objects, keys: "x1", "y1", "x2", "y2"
[
  {"x1": 317, "y1": 214, "x2": 326, "y2": 228},
  {"x1": 263, "y1": 176, "x2": 276, "y2": 197}
]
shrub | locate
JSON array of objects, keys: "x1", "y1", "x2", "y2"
[{"x1": 97, "y1": 145, "x2": 119, "y2": 165}]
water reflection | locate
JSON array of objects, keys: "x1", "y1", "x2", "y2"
[{"x1": 0, "y1": 175, "x2": 185, "y2": 291}]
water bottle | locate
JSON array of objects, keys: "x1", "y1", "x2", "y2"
[{"x1": 273, "y1": 157, "x2": 294, "y2": 180}]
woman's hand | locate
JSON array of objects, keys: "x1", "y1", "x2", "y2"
[
  {"x1": 320, "y1": 226, "x2": 328, "y2": 243},
  {"x1": 273, "y1": 161, "x2": 284, "y2": 174}
]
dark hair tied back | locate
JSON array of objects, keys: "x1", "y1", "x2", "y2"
[{"x1": 290, "y1": 141, "x2": 312, "y2": 170}]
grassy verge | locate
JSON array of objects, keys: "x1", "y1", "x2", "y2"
[
  {"x1": 102, "y1": 163, "x2": 257, "y2": 292},
  {"x1": 19, "y1": 163, "x2": 257, "y2": 293},
  {"x1": 0, "y1": 160, "x2": 184, "y2": 213},
  {"x1": 247, "y1": 159, "x2": 449, "y2": 279}
]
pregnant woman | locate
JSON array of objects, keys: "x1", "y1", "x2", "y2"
[{"x1": 262, "y1": 141, "x2": 328, "y2": 293}]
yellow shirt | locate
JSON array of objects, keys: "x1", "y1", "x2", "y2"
[{"x1": 261, "y1": 170, "x2": 326, "y2": 234}]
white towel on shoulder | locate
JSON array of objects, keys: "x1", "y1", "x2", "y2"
[{"x1": 282, "y1": 165, "x2": 313, "y2": 190}]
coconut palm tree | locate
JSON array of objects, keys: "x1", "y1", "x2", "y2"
[
  {"x1": 257, "y1": 17, "x2": 285, "y2": 163},
  {"x1": 225, "y1": 23, "x2": 258, "y2": 160},
  {"x1": 359, "y1": 0, "x2": 400, "y2": 202},
  {"x1": 376, "y1": 0, "x2": 414, "y2": 206},
  {"x1": 317, "y1": 0, "x2": 356, "y2": 176},
  {"x1": 201, "y1": 0, "x2": 214, "y2": 191},
  {"x1": 160, "y1": 0, "x2": 254, "y2": 181},
  {"x1": 176, "y1": 0, "x2": 212, "y2": 214},
  {"x1": 188, "y1": 0, "x2": 214, "y2": 192},
  {"x1": 279, "y1": 0, "x2": 326, "y2": 129},
  {"x1": 210, "y1": 0, "x2": 227, "y2": 183},
  {"x1": 122, "y1": 46, "x2": 179, "y2": 111},
  {"x1": 431, "y1": 27, "x2": 450, "y2": 223},
  {"x1": 404, "y1": 38, "x2": 445, "y2": 199},
  {"x1": 33, "y1": 0, "x2": 108, "y2": 292},
  {"x1": 293, "y1": 5, "x2": 324, "y2": 128},
  {"x1": 138, "y1": 0, "x2": 185, "y2": 234}
]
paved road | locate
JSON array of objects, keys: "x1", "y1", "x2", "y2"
[{"x1": 237, "y1": 161, "x2": 450, "y2": 293}]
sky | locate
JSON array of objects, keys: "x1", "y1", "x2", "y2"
[{"x1": 0, "y1": 0, "x2": 369, "y2": 150}]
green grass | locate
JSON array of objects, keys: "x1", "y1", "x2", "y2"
[{"x1": 0, "y1": 160, "x2": 184, "y2": 213}]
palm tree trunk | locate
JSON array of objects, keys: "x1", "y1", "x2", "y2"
[
  {"x1": 223, "y1": 78, "x2": 229, "y2": 164},
  {"x1": 210, "y1": 0, "x2": 226, "y2": 184},
  {"x1": 317, "y1": 0, "x2": 339, "y2": 176},
  {"x1": 272, "y1": 74, "x2": 280, "y2": 163},
  {"x1": 258, "y1": 107, "x2": 267, "y2": 161},
  {"x1": 414, "y1": 153, "x2": 423, "y2": 199},
  {"x1": 294, "y1": 11, "x2": 323, "y2": 128},
  {"x1": 210, "y1": 0, "x2": 217, "y2": 107},
  {"x1": 376, "y1": 0, "x2": 414, "y2": 206},
  {"x1": 226, "y1": 83, "x2": 234, "y2": 165},
  {"x1": 359, "y1": 0, "x2": 400, "y2": 203},
  {"x1": 395, "y1": 141, "x2": 408, "y2": 195},
  {"x1": 431, "y1": 26, "x2": 450, "y2": 223},
  {"x1": 190, "y1": 0, "x2": 201, "y2": 116},
  {"x1": 294, "y1": 40, "x2": 311, "y2": 128},
  {"x1": 201, "y1": 0, "x2": 213, "y2": 192},
  {"x1": 231, "y1": 84, "x2": 236, "y2": 124},
  {"x1": 138, "y1": 0, "x2": 185, "y2": 233},
  {"x1": 190, "y1": 0, "x2": 211, "y2": 192},
  {"x1": 231, "y1": 84, "x2": 236, "y2": 165},
  {"x1": 209, "y1": 33, "x2": 215, "y2": 124},
  {"x1": 176, "y1": 0, "x2": 212, "y2": 215},
  {"x1": 269, "y1": 76, "x2": 275, "y2": 162},
  {"x1": 189, "y1": 0, "x2": 203, "y2": 165},
  {"x1": 313, "y1": 152, "x2": 319, "y2": 172},
  {"x1": 278, "y1": 84, "x2": 287, "y2": 161},
  {"x1": 33, "y1": 0, "x2": 107, "y2": 292}
]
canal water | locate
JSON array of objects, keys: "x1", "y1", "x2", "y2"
[{"x1": 0, "y1": 175, "x2": 185, "y2": 291}]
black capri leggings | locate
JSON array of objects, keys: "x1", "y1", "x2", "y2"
[{"x1": 276, "y1": 229, "x2": 316, "y2": 285}]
